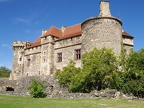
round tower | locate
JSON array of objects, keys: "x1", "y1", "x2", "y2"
[
  {"x1": 9, "y1": 41, "x2": 27, "y2": 80},
  {"x1": 81, "y1": 1, "x2": 122, "y2": 55}
]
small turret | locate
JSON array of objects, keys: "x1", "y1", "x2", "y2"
[
  {"x1": 12, "y1": 41, "x2": 27, "y2": 50},
  {"x1": 10, "y1": 40, "x2": 27, "y2": 80}
]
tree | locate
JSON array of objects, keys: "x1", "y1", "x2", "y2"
[
  {"x1": 54, "y1": 60, "x2": 81, "y2": 88},
  {"x1": 121, "y1": 48, "x2": 144, "y2": 97},
  {"x1": 0, "y1": 66, "x2": 11, "y2": 78},
  {"x1": 28, "y1": 79, "x2": 46, "y2": 98},
  {"x1": 69, "y1": 47, "x2": 118, "y2": 92},
  {"x1": 55, "y1": 48, "x2": 119, "y2": 93}
]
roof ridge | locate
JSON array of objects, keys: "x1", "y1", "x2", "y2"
[{"x1": 66, "y1": 23, "x2": 81, "y2": 28}]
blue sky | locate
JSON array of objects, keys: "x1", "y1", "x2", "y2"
[{"x1": 0, "y1": 0, "x2": 144, "y2": 69}]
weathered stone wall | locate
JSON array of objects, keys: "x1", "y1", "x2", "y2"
[
  {"x1": 10, "y1": 41, "x2": 26, "y2": 80},
  {"x1": 25, "y1": 46, "x2": 41, "y2": 56},
  {"x1": 0, "y1": 78, "x2": 17, "y2": 94},
  {"x1": 123, "y1": 37, "x2": 134, "y2": 46},
  {"x1": 0, "y1": 76, "x2": 68, "y2": 96},
  {"x1": 54, "y1": 36, "x2": 82, "y2": 49},
  {"x1": 81, "y1": 17, "x2": 122, "y2": 55},
  {"x1": 41, "y1": 36, "x2": 55, "y2": 75},
  {"x1": 24, "y1": 53, "x2": 41, "y2": 76},
  {"x1": 123, "y1": 36, "x2": 134, "y2": 54},
  {"x1": 0, "y1": 77, "x2": 122, "y2": 99},
  {"x1": 54, "y1": 36, "x2": 82, "y2": 71},
  {"x1": 124, "y1": 45, "x2": 133, "y2": 54}
]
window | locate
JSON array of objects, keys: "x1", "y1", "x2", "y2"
[
  {"x1": 75, "y1": 49, "x2": 81, "y2": 60},
  {"x1": 57, "y1": 53, "x2": 62, "y2": 62},
  {"x1": 27, "y1": 59, "x2": 31, "y2": 67},
  {"x1": 19, "y1": 57, "x2": 22, "y2": 61}
]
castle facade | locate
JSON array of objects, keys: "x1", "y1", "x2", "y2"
[{"x1": 10, "y1": 1, "x2": 134, "y2": 80}]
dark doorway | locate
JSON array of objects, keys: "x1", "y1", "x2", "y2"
[{"x1": 6, "y1": 87, "x2": 14, "y2": 91}]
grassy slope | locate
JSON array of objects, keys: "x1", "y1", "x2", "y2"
[{"x1": 0, "y1": 95, "x2": 144, "y2": 108}]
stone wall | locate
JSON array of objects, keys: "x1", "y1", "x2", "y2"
[
  {"x1": 0, "y1": 77, "x2": 122, "y2": 99},
  {"x1": 81, "y1": 17, "x2": 122, "y2": 55},
  {"x1": 41, "y1": 36, "x2": 55, "y2": 75},
  {"x1": 24, "y1": 53, "x2": 41, "y2": 76},
  {"x1": 123, "y1": 36, "x2": 134, "y2": 54},
  {"x1": 0, "y1": 76, "x2": 68, "y2": 96},
  {"x1": 54, "y1": 36, "x2": 82, "y2": 71},
  {"x1": 124, "y1": 45, "x2": 133, "y2": 54}
]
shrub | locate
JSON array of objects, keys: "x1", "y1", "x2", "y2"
[
  {"x1": 54, "y1": 60, "x2": 81, "y2": 88},
  {"x1": 28, "y1": 79, "x2": 46, "y2": 98},
  {"x1": 0, "y1": 66, "x2": 11, "y2": 78}
]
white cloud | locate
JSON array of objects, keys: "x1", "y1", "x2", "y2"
[
  {"x1": 1, "y1": 44, "x2": 11, "y2": 49},
  {"x1": 15, "y1": 18, "x2": 31, "y2": 25},
  {"x1": 1, "y1": 44, "x2": 9, "y2": 47}
]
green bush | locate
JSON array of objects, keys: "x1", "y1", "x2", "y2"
[
  {"x1": 120, "y1": 48, "x2": 144, "y2": 98},
  {"x1": 54, "y1": 60, "x2": 81, "y2": 88},
  {"x1": 0, "y1": 66, "x2": 11, "y2": 78},
  {"x1": 69, "y1": 47, "x2": 118, "y2": 92},
  {"x1": 55, "y1": 48, "x2": 118, "y2": 93},
  {"x1": 28, "y1": 79, "x2": 46, "y2": 98}
]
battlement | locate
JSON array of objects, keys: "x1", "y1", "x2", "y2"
[{"x1": 12, "y1": 41, "x2": 27, "y2": 50}]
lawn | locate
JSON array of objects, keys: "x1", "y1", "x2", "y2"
[{"x1": 0, "y1": 95, "x2": 144, "y2": 108}]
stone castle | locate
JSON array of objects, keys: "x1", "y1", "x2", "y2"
[{"x1": 10, "y1": 1, "x2": 134, "y2": 80}]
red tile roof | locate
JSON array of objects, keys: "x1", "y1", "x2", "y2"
[
  {"x1": 26, "y1": 37, "x2": 41, "y2": 49},
  {"x1": 61, "y1": 24, "x2": 82, "y2": 39},
  {"x1": 122, "y1": 31, "x2": 133, "y2": 38},
  {"x1": 43, "y1": 26, "x2": 62, "y2": 38},
  {"x1": 42, "y1": 24, "x2": 82, "y2": 39}
]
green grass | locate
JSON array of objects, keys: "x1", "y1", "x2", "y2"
[{"x1": 0, "y1": 95, "x2": 144, "y2": 108}]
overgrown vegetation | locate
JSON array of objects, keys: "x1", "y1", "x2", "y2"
[
  {"x1": 0, "y1": 66, "x2": 11, "y2": 78},
  {"x1": 28, "y1": 79, "x2": 46, "y2": 98},
  {"x1": 55, "y1": 47, "x2": 144, "y2": 98},
  {"x1": 121, "y1": 49, "x2": 144, "y2": 97}
]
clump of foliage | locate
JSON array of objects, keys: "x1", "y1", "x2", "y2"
[
  {"x1": 0, "y1": 66, "x2": 11, "y2": 78},
  {"x1": 28, "y1": 79, "x2": 46, "y2": 98},
  {"x1": 55, "y1": 60, "x2": 81, "y2": 88},
  {"x1": 121, "y1": 49, "x2": 144, "y2": 98},
  {"x1": 69, "y1": 48, "x2": 119, "y2": 92},
  {"x1": 55, "y1": 48, "x2": 119, "y2": 93}
]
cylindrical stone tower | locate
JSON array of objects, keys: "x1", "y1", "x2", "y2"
[{"x1": 81, "y1": 1, "x2": 122, "y2": 55}]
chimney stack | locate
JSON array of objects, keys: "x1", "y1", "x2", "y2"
[
  {"x1": 99, "y1": 1, "x2": 111, "y2": 17},
  {"x1": 42, "y1": 30, "x2": 47, "y2": 36},
  {"x1": 61, "y1": 26, "x2": 67, "y2": 33}
]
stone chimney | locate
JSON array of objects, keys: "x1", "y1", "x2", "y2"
[
  {"x1": 61, "y1": 26, "x2": 67, "y2": 33},
  {"x1": 99, "y1": 1, "x2": 111, "y2": 17},
  {"x1": 42, "y1": 30, "x2": 47, "y2": 36}
]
